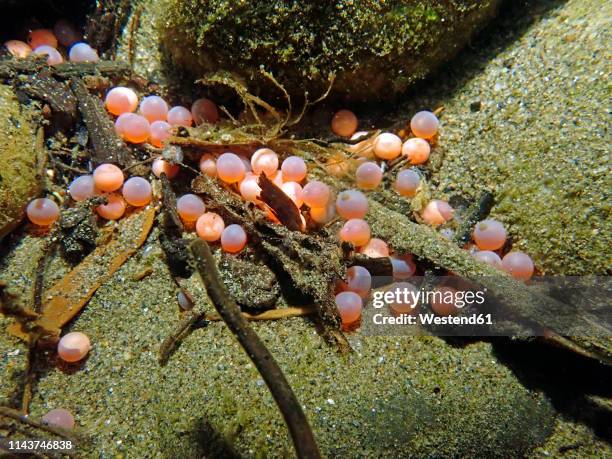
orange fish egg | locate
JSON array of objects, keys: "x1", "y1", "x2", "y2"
[
  {"x1": 360, "y1": 238, "x2": 390, "y2": 258},
  {"x1": 139, "y1": 95, "x2": 169, "y2": 123},
  {"x1": 421, "y1": 199, "x2": 454, "y2": 226},
  {"x1": 251, "y1": 148, "x2": 279, "y2": 177},
  {"x1": 410, "y1": 111, "x2": 439, "y2": 139},
  {"x1": 149, "y1": 120, "x2": 172, "y2": 148},
  {"x1": 331, "y1": 109, "x2": 358, "y2": 137},
  {"x1": 26, "y1": 198, "x2": 59, "y2": 226},
  {"x1": 96, "y1": 193, "x2": 126, "y2": 220},
  {"x1": 33, "y1": 45, "x2": 63, "y2": 65},
  {"x1": 28, "y1": 29, "x2": 58, "y2": 49},
  {"x1": 373, "y1": 133, "x2": 402, "y2": 160},
  {"x1": 302, "y1": 181, "x2": 331, "y2": 208},
  {"x1": 430, "y1": 286, "x2": 460, "y2": 316},
  {"x1": 93, "y1": 163, "x2": 124, "y2": 192},
  {"x1": 176, "y1": 194, "x2": 205, "y2": 222},
  {"x1": 191, "y1": 97, "x2": 219, "y2": 125},
  {"x1": 473, "y1": 219, "x2": 507, "y2": 251},
  {"x1": 217, "y1": 152, "x2": 246, "y2": 183},
  {"x1": 167, "y1": 106, "x2": 193, "y2": 127},
  {"x1": 335, "y1": 291, "x2": 363, "y2": 326},
  {"x1": 4, "y1": 40, "x2": 32, "y2": 58},
  {"x1": 340, "y1": 218, "x2": 371, "y2": 247},
  {"x1": 355, "y1": 162, "x2": 382, "y2": 190},
  {"x1": 57, "y1": 331, "x2": 90, "y2": 363},
  {"x1": 105, "y1": 87, "x2": 139, "y2": 116},
  {"x1": 502, "y1": 251, "x2": 534, "y2": 281},
  {"x1": 402, "y1": 138, "x2": 431, "y2": 164},
  {"x1": 281, "y1": 181, "x2": 304, "y2": 208},
  {"x1": 221, "y1": 224, "x2": 247, "y2": 253},
  {"x1": 196, "y1": 212, "x2": 225, "y2": 242},
  {"x1": 122, "y1": 177, "x2": 152, "y2": 207},
  {"x1": 115, "y1": 113, "x2": 151, "y2": 144},
  {"x1": 152, "y1": 158, "x2": 179, "y2": 179}
]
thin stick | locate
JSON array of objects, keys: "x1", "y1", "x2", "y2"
[
  {"x1": 205, "y1": 306, "x2": 314, "y2": 322},
  {"x1": 190, "y1": 239, "x2": 321, "y2": 459}
]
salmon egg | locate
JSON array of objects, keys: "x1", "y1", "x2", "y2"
[
  {"x1": 176, "y1": 194, "x2": 205, "y2": 222},
  {"x1": 199, "y1": 154, "x2": 217, "y2": 177},
  {"x1": 281, "y1": 156, "x2": 307, "y2": 182},
  {"x1": 54, "y1": 19, "x2": 82, "y2": 47},
  {"x1": 42, "y1": 408, "x2": 75, "y2": 429},
  {"x1": 93, "y1": 163, "x2": 124, "y2": 192},
  {"x1": 281, "y1": 181, "x2": 304, "y2": 208},
  {"x1": 355, "y1": 162, "x2": 382, "y2": 190},
  {"x1": 196, "y1": 212, "x2": 225, "y2": 242},
  {"x1": 388, "y1": 282, "x2": 418, "y2": 314},
  {"x1": 152, "y1": 158, "x2": 179, "y2": 179},
  {"x1": 68, "y1": 43, "x2": 99, "y2": 63},
  {"x1": 331, "y1": 109, "x2": 358, "y2": 137},
  {"x1": 217, "y1": 152, "x2": 246, "y2": 183},
  {"x1": 336, "y1": 189, "x2": 368, "y2": 219},
  {"x1": 391, "y1": 254, "x2": 416, "y2": 279},
  {"x1": 473, "y1": 219, "x2": 507, "y2": 251},
  {"x1": 473, "y1": 250, "x2": 502, "y2": 268},
  {"x1": 96, "y1": 193, "x2": 126, "y2": 220},
  {"x1": 502, "y1": 251, "x2": 534, "y2": 281},
  {"x1": 57, "y1": 331, "x2": 90, "y2": 363},
  {"x1": 402, "y1": 138, "x2": 431, "y2": 164},
  {"x1": 167, "y1": 106, "x2": 193, "y2": 127},
  {"x1": 335, "y1": 291, "x2": 362, "y2": 326},
  {"x1": 431, "y1": 286, "x2": 460, "y2": 316},
  {"x1": 122, "y1": 177, "x2": 152, "y2": 207},
  {"x1": 340, "y1": 218, "x2": 371, "y2": 247},
  {"x1": 421, "y1": 200, "x2": 454, "y2": 226},
  {"x1": 349, "y1": 131, "x2": 374, "y2": 158},
  {"x1": 68, "y1": 175, "x2": 97, "y2": 201},
  {"x1": 149, "y1": 120, "x2": 171, "y2": 148},
  {"x1": 221, "y1": 224, "x2": 247, "y2": 253},
  {"x1": 302, "y1": 181, "x2": 330, "y2": 208},
  {"x1": 139, "y1": 96, "x2": 169, "y2": 123},
  {"x1": 239, "y1": 172, "x2": 261, "y2": 202},
  {"x1": 346, "y1": 266, "x2": 372, "y2": 298},
  {"x1": 310, "y1": 199, "x2": 336, "y2": 224},
  {"x1": 191, "y1": 98, "x2": 219, "y2": 124},
  {"x1": 29, "y1": 29, "x2": 57, "y2": 49},
  {"x1": 4, "y1": 40, "x2": 31, "y2": 58},
  {"x1": 410, "y1": 111, "x2": 439, "y2": 139},
  {"x1": 373, "y1": 133, "x2": 402, "y2": 160},
  {"x1": 115, "y1": 113, "x2": 150, "y2": 143},
  {"x1": 105, "y1": 87, "x2": 139, "y2": 116},
  {"x1": 251, "y1": 148, "x2": 279, "y2": 177},
  {"x1": 359, "y1": 238, "x2": 389, "y2": 258},
  {"x1": 26, "y1": 198, "x2": 59, "y2": 226},
  {"x1": 33, "y1": 45, "x2": 63, "y2": 65},
  {"x1": 394, "y1": 169, "x2": 420, "y2": 197}
]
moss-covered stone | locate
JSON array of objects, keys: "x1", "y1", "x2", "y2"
[{"x1": 158, "y1": 0, "x2": 500, "y2": 102}]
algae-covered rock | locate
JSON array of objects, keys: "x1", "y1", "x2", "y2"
[
  {"x1": 0, "y1": 84, "x2": 42, "y2": 240},
  {"x1": 159, "y1": 0, "x2": 501, "y2": 102}
]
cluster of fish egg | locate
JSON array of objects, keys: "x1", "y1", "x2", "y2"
[{"x1": 4, "y1": 19, "x2": 99, "y2": 65}]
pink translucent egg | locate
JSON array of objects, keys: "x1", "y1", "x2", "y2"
[
  {"x1": 310, "y1": 200, "x2": 336, "y2": 224},
  {"x1": 360, "y1": 238, "x2": 389, "y2": 258},
  {"x1": 199, "y1": 154, "x2": 217, "y2": 177},
  {"x1": 68, "y1": 175, "x2": 97, "y2": 201},
  {"x1": 388, "y1": 282, "x2": 418, "y2": 314},
  {"x1": 349, "y1": 131, "x2": 374, "y2": 158},
  {"x1": 221, "y1": 224, "x2": 247, "y2": 253},
  {"x1": 96, "y1": 193, "x2": 126, "y2": 220},
  {"x1": 395, "y1": 169, "x2": 420, "y2": 197},
  {"x1": 54, "y1": 19, "x2": 82, "y2": 47},
  {"x1": 196, "y1": 212, "x2": 225, "y2": 242},
  {"x1": 421, "y1": 200, "x2": 454, "y2": 226},
  {"x1": 355, "y1": 162, "x2": 382, "y2": 190},
  {"x1": 402, "y1": 138, "x2": 431, "y2": 164},
  {"x1": 57, "y1": 331, "x2": 91, "y2": 363},
  {"x1": 149, "y1": 120, "x2": 172, "y2": 148},
  {"x1": 68, "y1": 42, "x2": 99, "y2": 63},
  {"x1": 93, "y1": 163, "x2": 124, "y2": 192},
  {"x1": 271, "y1": 170, "x2": 284, "y2": 187},
  {"x1": 4, "y1": 40, "x2": 31, "y2": 58},
  {"x1": 105, "y1": 87, "x2": 139, "y2": 116},
  {"x1": 391, "y1": 254, "x2": 416, "y2": 280},
  {"x1": 33, "y1": 45, "x2": 63, "y2": 65},
  {"x1": 26, "y1": 198, "x2": 59, "y2": 226},
  {"x1": 281, "y1": 156, "x2": 307, "y2": 182},
  {"x1": 239, "y1": 155, "x2": 252, "y2": 172},
  {"x1": 191, "y1": 98, "x2": 219, "y2": 124},
  {"x1": 152, "y1": 158, "x2": 179, "y2": 179},
  {"x1": 167, "y1": 106, "x2": 193, "y2": 127},
  {"x1": 176, "y1": 194, "x2": 205, "y2": 222},
  {"x1": 302, "y1": 181, "x2": 330, "y2": 208},
  {"x1": 139, "y1": 96, "x2": 169, "y2": 123},
  {"x1": 239, "y1": 173, "x2": 261, "y2": 202},
  {"x1": 251, "y1": 148, "x2": 279, "y2": 177},
  {"x1": 431, "y1": 286, "x2": 460, "y2": 316},
  {"x1": 217, "y1": 152, "x2": 246, "y2": 183},
  {"x1": 340, "y1": 218, "x2": 371, "y2": 247},
  {"x1": 281, "y1": 181, "x2": 304, "y2": 208},
  {"x1": 473, "y1": 219, "x2": 507, "y2": 251},
  {"x1": 331, "y1": 109, "x2": 358, "y2": 137},
  {"x1": 42, "y1": 408, "x2": 75, "y2": 430},
  {"x1": 373, "y1": 133, "x2": 402, "y2": 160},
  {"x1": 474, "y1": 250, "x2": 502, "y2": 268},
  {"x1": 29, "y1": 29, "x2": 57, "y2": 49},
  {"x1": 336, "y1": 189, "x2": 368, "y2": 219},
  {"x1": 115, "y1": 113, "x2": 151, "y2": 144},
  {"x1": 335, "y1": 291, "x2": 363, "y2": 326},
  {"x1": 122, "y1": 177, "x2": 152, "y2": 207},
  {"x1": 502, "y1": 251, "x2": 534, "y2": 281},
  {"x1": 410, "y1": 111, "x2": 439, "y2": 139},
  {"x1": 345, "y1": 266, "x2": 372, "y2": 297}
]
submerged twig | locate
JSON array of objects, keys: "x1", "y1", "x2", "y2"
[{"x1": 190, "y1": 239, "x2": 321, "y2": 459}]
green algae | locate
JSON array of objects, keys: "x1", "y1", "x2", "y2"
[{"x1": 158, "y1": 0, "x2": 501, "y2": 102}]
